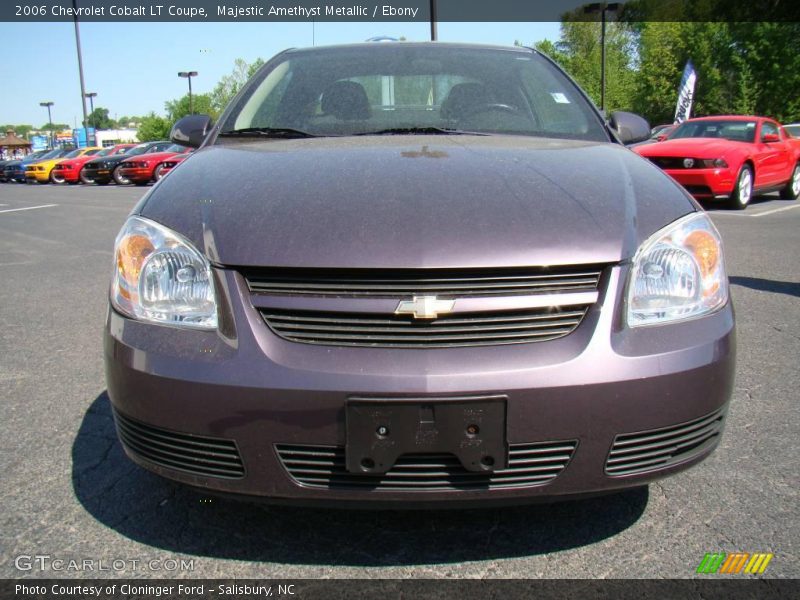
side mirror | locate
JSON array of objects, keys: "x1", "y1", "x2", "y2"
[
  {"x1": 762, "y1": 133, "x2": 780, "y2": 143},
  {"x1": 609, "y1": 111, "x2": 651, "y2": 145},
  {"x1": 171, "y1": 114, "x2": 213, "y2": 148}
]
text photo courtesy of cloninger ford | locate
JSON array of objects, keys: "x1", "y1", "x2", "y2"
[{"x1": 0, "y1": 1, "x2": 798, "y2": 598}]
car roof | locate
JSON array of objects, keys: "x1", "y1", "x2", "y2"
[{"x1": 684, "y1": 115, "x2": 765, "y2": 122}]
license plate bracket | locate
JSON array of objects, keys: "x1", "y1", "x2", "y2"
[{"x1": 345, "y1": 396, "x2": 507, "y2": 475}]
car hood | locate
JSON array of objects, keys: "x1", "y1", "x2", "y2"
[
  {"x1": 85, "y1": 154, "x2": 130, "y2": 167},
  {"x1": 139, "y1": 135, "x2": 695, "y2": 269},
  {"x1": 636, "y1": 137, "x2": 747, "y2": 158}
]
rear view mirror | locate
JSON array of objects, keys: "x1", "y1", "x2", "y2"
[
  {"x1": 171, "y1": 114, "x2": 213, "y2": 148},
  {"x1": 610, "y1": 111, "x2": 651, "y2": 145}
]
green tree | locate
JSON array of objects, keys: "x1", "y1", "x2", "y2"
[
  {"x1": 533, "y1": 21, "x2": 638, "y2": 114},
  {"x1": 40, "y1": 122, "x2": 69, "y2": 131},
  {"x1": 88, "y1": 107, "x2": 114, "y2": 129},
  {"x1": 210, "y1": 57, "x2": 265, "y2": 114},
  {"x1": 0, "y1": 124, "x2": 34, "y2": 138},
  {"x1": 136, "y1": 112, "x2": 171, "y2": 141},
  {"x1": 165, "y1": 93, "x2": 217, "y2": 121}
]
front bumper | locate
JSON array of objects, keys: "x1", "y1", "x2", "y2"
[
  {"x1": 25, "y1": 169, "x2": 49, "y2": 183},
  {"x1": 82, "y1": 166, "x2": 112, "y2": 183},
  {"x1": 104, "y1": 266, "x2": 736, "y2": 506},
  {"x1": 118, "y1": 166, "x2": 152, "y2": 182},
  {"x1": 663, "y1": 168, "x2": 736, "y2": 199}
]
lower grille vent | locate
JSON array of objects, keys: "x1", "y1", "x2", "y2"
[
  {"x1": 113, "y1": 410, "x2": 245, "y2": 479},
  {"x1": 276, "y1": 440, "x2": 577, "y2": 491},
  {"x1": 605, "y1": 408, "x2": 725, "y2": 476}
]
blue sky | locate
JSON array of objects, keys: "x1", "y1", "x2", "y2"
[{"x1": 0, "y1": 21, "x2": 561, "y2": 127}]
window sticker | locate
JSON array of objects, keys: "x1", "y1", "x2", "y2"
[{"x1": 550, "y1": 92, "x2": 571, "y2": 104}]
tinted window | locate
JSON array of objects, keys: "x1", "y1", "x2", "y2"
[
  {"x1": 785, "y1": 125, "x2": 800, "y2": 138},
  {"x1": 222, "y1": 45, "x2": 607, "y2": 141}
]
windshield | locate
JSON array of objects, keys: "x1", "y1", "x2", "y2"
[
  {"x1": 125, "y1": 144, "x2": 154, "y2": 157},
  {"x1": 165, "y1": 144, "x2": 188, "y2": 153},
  {"x1": 671, "y1": 119, "x2": 757, "y2": 143},
  {"x1": 220, "y1": 45, "x2": 607, "y2": 141},
  {"x1": 785, "y1": 125, "x2": 800, "y2": 138},
  {"x1": 64, "y1": 149, "x2": 83, "y2": 159},
  {"x1": 36, "y1": 149, "x2": 63, "y2": 160}
]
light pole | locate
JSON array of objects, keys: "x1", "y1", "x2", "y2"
[
  {"x1": 85, "y1": 92, "x2": 97, "y2": 128},
  {"x1": 430, "y1": 0, "x2": 437, "y2": 41},
  {"x1": 584, "y1": 2, "x2": 619, "y2": 113},
  {"x1": 40, "y1": 101, "x2": 54, "y2": 147},
  {"x1": 72, "y1": 0, "x2": 92, "y2": 145},
  {"x1": 178, "y1": 71, "x2": 198, "y2": 114}
]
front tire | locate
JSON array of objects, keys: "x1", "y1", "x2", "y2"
[
  {"x1": 113, "y1": 166, "x2": 130, "y2": 185},
  {"x1": 153, "y1": 164, "x2": 165, "y2": 181},
  {"x1": 50, "y1": 170, "x2": 66, "y2": 184},
  {"x1": 728, "y1": 164, "x2": 753, "y2": 210},
  {"x1": 79, "y1": 168, "x2": 95, "y2": 185},
  {"x1": 781, "y1": 163, "x2": 800, "y2": 200}
]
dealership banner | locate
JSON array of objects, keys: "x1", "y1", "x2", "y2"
[
  {"x1": 674, "y1": 60, "x2": 697, "y2": 124},
  {"x1": 1, "y1": 0, "x2": 798, "y2": 22}
]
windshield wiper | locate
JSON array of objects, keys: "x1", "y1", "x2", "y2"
[
  {"x1": 218, "y1": 127, "x2": 320, "y2": 139},
  {"x1": 354, "y1": 127, "x2": 490, "y2": 136}
]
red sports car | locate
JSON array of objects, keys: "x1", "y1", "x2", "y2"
[
  {"x1": 51, "y1": 144, "x2": 136, "y2": 184},
  {"x1": 634, "y1": 116, "x2": 800, "y2": 209},
  {"x1": 154, "y1": 151, "x2": 192, "y2": 179},
  {"x1": 116, "y1": 144, "x2": 190, "y2": 185}
]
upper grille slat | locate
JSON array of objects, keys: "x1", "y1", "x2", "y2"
[
  {"x1": 244, "y1": 266, "x2": 604, "y2": 298},
  {"x1": 276, "y1": 441, "x2": 577, "y2": 491}
]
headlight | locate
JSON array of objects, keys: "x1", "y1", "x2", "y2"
[
  {"x1": 627, "y1": 212, "x2": 728, "y2": 327},
  {"x1": 699, "y1": 158, "x2": 728, "y2": 168},
  {"x1": 111, "y1": 216, "x2": 217, "y2": 329}
]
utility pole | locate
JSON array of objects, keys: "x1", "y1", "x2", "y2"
[
  {"x1": 430, "y1": 0, "x2": 437, "y2": 41},
  {"x1": 85, "y1": 92, "x2": 97, "y2": 130},
  {"x1": 178, "y1": 71, "x2": 198, "y2": 114},
  {"x1": 584, "y1": 3, "x2": 619, "y2": 113},
  {"x1": 72, "y1": 0, "x2": 92, "y2": 145}
]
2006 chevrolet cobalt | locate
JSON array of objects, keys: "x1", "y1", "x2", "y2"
[{"x1": 105, "y1": 43, "x2": 735, "y2": 506}]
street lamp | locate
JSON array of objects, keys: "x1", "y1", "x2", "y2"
[
  {"x1": 178, "y1": 71, "x2": 198, "y2": 114},
  {"x1": 584, "y1": 2, "x2": 620, "y2": 113},
  {"x1": 85, "y1": 92, "x2": 97, "y2": 127},
  {"x1": 40, "y1": 101, "x2": 54, "y2": 147}
]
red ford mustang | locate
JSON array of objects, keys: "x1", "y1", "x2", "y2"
[
  {"x1": 51, "y1": 144, "x2": 136, "y2": 184},
  {"x1": 634, "y1": 116, "x2": 800, "y2": 209},
  {"x1": 116, "y1": 144, "x2": 190, "y2": 185},
  {"x1": 154, "y1": 151, "x2": 192, "y2": 178}
]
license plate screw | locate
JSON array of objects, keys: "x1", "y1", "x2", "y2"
[
  {"x1": 376, "y1": 426, "x2": 389, "y2": 437},
  {"x1": 466, "y1": 424, "x2": 480, "y2": 436}
]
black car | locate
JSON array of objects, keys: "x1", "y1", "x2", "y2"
[{"x1": 81, "y1": 141, "x2": 173, "y2": 185}]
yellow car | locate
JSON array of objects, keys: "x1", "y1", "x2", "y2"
[{"x1": 25, "y1": 147, "x2": 102, "y2": 183}]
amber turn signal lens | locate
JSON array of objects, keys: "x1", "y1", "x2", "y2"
[
  {"x1": 116, "y1": 234, "x2": 154, "y2": 296},
  {"x1": 684, "y1": 230, "x2": 719, "y2": 278}
]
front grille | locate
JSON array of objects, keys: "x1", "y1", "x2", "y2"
[
  {"x1": 276, "y1": 440, "x2": 577, "y2": 491},
  {"x1": 244, "y1": 266, "x2": 604, "y2": 298},
  {"x1": 113, "y1": 410, "x2": 245, "y2": 479},
  {"x1": 648, "y1": 157, "x2": 692, "y2": 169},
  {"x1": 261, "y1": 306, "x2": 589, "y2": 348},
  {"x1": 605, "y1": 408, "x2": 725, "y2": 476}
]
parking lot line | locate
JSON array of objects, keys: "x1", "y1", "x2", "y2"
[
  {"x1": 0, "y1": 204, "x2": 58, "y2": 214},
  {"x1": 749, "y1": 204, "x2": 800, "y2": 218}
]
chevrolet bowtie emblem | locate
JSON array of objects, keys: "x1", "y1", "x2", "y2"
[{"x1": 395, "y1": 296, "x2": 456, "y2": 319}]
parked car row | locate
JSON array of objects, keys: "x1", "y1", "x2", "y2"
[
  {"x1": 0, "y1": 141, "x2": 192, "y2": 186},
  {"x1": 633, "y1": 115, "x2": 800, "y2": 209}
]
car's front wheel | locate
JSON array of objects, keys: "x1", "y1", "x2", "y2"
[
  {"x1": 79, "y1": 168, "x2": 95, "y2": 185},
  {"x1": 50, "y1": 170, "x2": 66, "y2": 184},
  {"x1": 113, "y1": 166, "x2": 130, "y2": 185},
  {"x1": 781, "y1": 163, "x2": 800, "y2": 200},
  {"x1": 153, "y1": 164, "x2": 166, "y2": 181},
  {"x1": 728, "y1": 164, "x2": 753, "y2": 210}
]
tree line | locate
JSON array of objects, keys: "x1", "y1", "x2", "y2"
[{"x1": 529, "y1": 20, "x2": 800, "y2": 126}]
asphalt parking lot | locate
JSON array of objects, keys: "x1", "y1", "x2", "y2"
[{"x1": 1, "y1": 183, "x2": 798, "y2": 579}]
